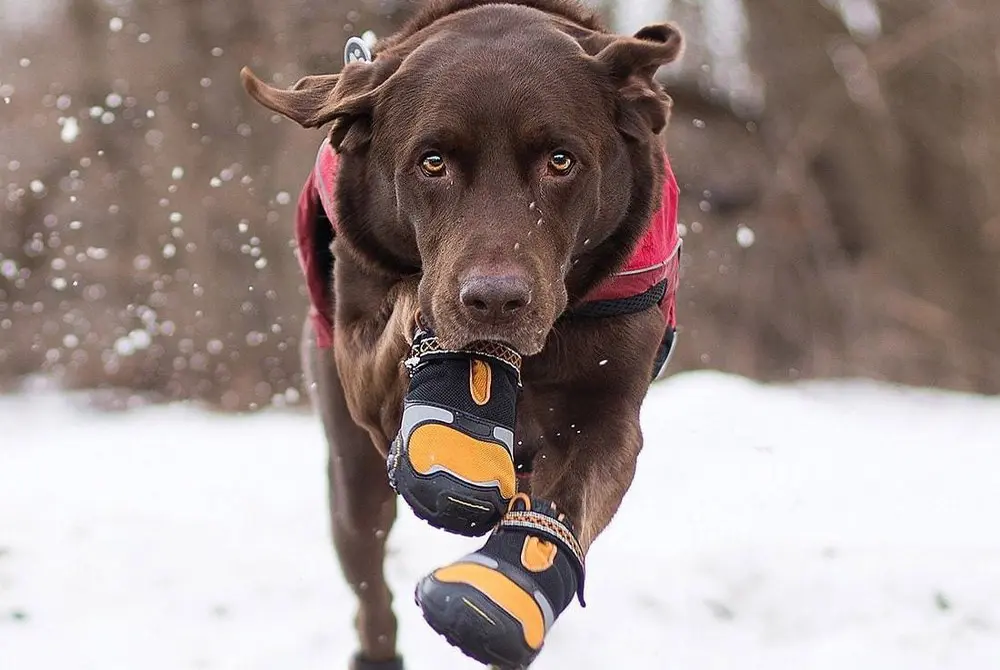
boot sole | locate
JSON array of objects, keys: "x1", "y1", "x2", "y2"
[
  {"x1": 416, "y1": 574, "x2": 538, "y2": 670},
  {"x1": 388, "y1": 437, "x2": 505, "y2": 537}
]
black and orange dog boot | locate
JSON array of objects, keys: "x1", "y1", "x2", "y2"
[
  {"x1": 415, "y1": 494, "x2": 586, "y2": 669},
  {"x1": 387, "y1": 320, "x2": 522, "y2": 537}
]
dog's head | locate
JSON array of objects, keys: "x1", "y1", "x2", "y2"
[{"x1": 242, "y1": 2, "x2": 682, "y2": 354}]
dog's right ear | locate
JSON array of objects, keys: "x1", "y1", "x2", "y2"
[{"x1": 240, "y1": 61, "x2": 391, "y2": 153}]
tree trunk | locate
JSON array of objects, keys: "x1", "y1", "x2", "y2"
[{"x1": 732, "y1": 0, "x2": 1000, "y2": 392}]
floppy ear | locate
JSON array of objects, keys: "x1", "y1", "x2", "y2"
[
  {"x1": 240, "y1": 63, "x2": 382, "y2": 153},
  {"x1": 592, "y1": 23, "x2": 684, "y2": 141}
]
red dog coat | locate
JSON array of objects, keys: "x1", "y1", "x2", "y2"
[{"x1": 295, "y1": 138, "x2": 680, "y2": 358}]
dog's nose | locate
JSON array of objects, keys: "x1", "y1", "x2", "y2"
[{"x1": 460, "y1": 274, "x2": 532, "y2": 323}]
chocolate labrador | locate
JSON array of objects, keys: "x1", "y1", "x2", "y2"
[{"x1": 241, "y1": 1, "x2": 683, "y2": 667}]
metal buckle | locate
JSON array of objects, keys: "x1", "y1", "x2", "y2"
[{"x1": 344, "y1": 36, "x2": 373, "y2": 65}]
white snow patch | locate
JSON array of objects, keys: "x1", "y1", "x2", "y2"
[{"x1": 0, "y1": 373, "x2": 998, "y2": 669}]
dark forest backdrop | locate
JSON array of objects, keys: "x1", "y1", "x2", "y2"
[{"x1": 2, "y1": 0, "x2": 998, "y2": 410}]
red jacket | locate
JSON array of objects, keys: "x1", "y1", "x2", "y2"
[{"x1": 296, "y1": 138, "x2": 680, "y2": 350}]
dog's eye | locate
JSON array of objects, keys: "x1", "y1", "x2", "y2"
[
  {"x1": 420, "y1": 153, "x2": 447, "y2": 177},
  {"x1": 548, "y1": 151, "x2": 575, "y2": 175}
]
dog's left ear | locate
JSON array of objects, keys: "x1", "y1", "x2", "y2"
[
  {"x1": 592, "y1": 23, "x2": 684, "y2": 141},
  {"x1": 240, "y1": 60, "x2": 395, "y2": 153}
]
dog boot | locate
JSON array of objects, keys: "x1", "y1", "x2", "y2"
[
  {"x1": 387, "y1": 319, "x2": 522, "y2": 537},
  {"x1": 415, "y1": 494, "x2": 586, "y2": 669}
]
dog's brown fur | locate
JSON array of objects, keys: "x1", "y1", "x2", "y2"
[{"x1": 244, "y1": 1, "x2": 682, "y2": 664}]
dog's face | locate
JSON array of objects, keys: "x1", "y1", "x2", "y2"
[{"x1": 242, "y1": 5, "x2": 682, "y2": 354}]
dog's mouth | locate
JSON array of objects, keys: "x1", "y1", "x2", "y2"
[
  {"x1": 434, "y1": 323, "x2": 550, "y2": 357},
  {"x1": 457, "y1": 328, "x2": 547, "y2": 357},
  {"x1": 422, "y1": 309, "x2": 553, "y2": 357}
]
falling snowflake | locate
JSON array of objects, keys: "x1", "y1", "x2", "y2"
[
  {"x1": 736, "y1": 224, "x2": 756, "y2": 249},
  {"x1": 60, "y1": 117, "x2": 80, "y2": 143},
  {"x1": 129, "y1": 329, "x2": 152, "y2": 350}
]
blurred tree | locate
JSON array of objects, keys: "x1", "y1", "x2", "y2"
[
  {"x1": 1, "y1": 0, "x2": 997, "y2": 405},
  {"x1": 660, "y1": 0, "x2": 1000, "y2": 393},
  {"x1": 734, "y1": 0, "x2": 1000, "y2": 391},
  {"x1": 0, "y1": 0, "x2": 410, "y2": 408}
]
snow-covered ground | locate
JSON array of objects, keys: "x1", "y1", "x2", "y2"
[{"x1": 1, "y1": 372, "x2": 998, "y2": 669}]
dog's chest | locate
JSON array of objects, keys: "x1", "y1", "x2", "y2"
[{"x1": 510, "y1": 380, "x2": 586, "y2": 478}]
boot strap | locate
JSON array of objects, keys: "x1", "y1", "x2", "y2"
[
  {"x1": 404, "y1": 319, "x2": 522, "y2": 386},
  {"x1": 499, "y1": 507, "x2": 587, "y2": 606}
]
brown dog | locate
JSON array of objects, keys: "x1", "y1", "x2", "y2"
[{"x1": 242, "y1": 1, "x2": 683, "y2": 667}]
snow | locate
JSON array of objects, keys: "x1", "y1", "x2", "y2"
[
  {"x1": 59, "y1": 117, "x2": 80, "y2": 144},
  {"x1": 736, "y1": 224, "x2": 756, "y2": 248},
  {"x1": 1, "y1": 372, "x2": 999, "y2": 669}
]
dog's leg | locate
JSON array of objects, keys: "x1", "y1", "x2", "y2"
[
  {"x1": 302, "y1": 320, "x2": 402, "y2": 669},
  {"x1": 527, "y1": 411, "x2": 642, "y2": 553},
  {"x1": 520, "y1": 311, "x2": 663, "y2": 555},
  {"x1": 414, "y1": 311, "x2": 662, "y2": 669}
]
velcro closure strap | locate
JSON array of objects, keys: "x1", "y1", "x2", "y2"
[
  {"x1": 404, "y1": 321, "x2": 523, "y2": 386},
  {"x1": 500, "y1": 508, "x2": 587, "y2": 606}
]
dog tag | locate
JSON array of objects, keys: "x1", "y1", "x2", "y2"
[{"x1": 344, "y1": 36, "x2": 373, "y2": 65}]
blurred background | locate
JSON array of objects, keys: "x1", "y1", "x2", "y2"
[{"x1": 1, "y1": 0, "x2": 998, "y2": 411}]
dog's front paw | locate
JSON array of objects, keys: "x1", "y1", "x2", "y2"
[
  {"x1": 388, "y1": 325, "x2": 521, "y2": 537},
  {"x1": 415, "y1": 494, "x2": 586, "y2": 669}
]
